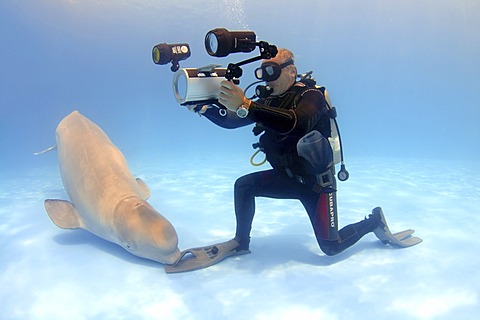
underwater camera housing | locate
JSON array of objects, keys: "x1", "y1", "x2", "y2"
[{"x1": 172, "y1": 65, "x2": 227, "y2": 105}]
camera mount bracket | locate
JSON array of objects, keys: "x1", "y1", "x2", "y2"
[{"x1": 225, "y1": 41, "x2": 278, "y2": 82}]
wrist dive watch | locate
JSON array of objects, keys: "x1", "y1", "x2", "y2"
[{"x1": 236, "y1": 97, "x2": 251, "y2": 118}]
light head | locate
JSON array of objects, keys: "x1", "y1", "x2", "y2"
[
  {"x1": 205, "y1": 28, "x2": 256, "y2": 57},
  {"x1": 152, "y1": 43, "x2": 191, "y2": 72}
]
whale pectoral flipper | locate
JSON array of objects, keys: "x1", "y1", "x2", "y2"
[
  {"x1": 44, "y1": 199, "x2": 84, "y2": 229},
  {"x1": 136, "y1": 178, "x2": 151, "y2": 200}
]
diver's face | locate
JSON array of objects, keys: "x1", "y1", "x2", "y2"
[{"x1": 266, "y1": 60, "x2": 296, "y2": 96}]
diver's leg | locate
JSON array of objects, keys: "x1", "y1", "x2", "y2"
[
  {"x1": 318, "y1": 217, "x2": 378, "y2": 256},
  {"x1": 234, "y1": 169, "x2": 302, "y2": 250},
  {"x1": 301, "y1": 180, "x2": 378, "y2": 256},
  {"x1": 311, "y1": 190, "x2": 340, "y2": 242},
  {"x1": 233, "y1": 172, "x2": 258, "y2": 250},
  {"x1": 300, "y1": 187, "x2": 340, "y2": 245}
]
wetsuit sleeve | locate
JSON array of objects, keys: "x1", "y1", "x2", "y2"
[
  {"x1": 201, "y1": 103, "x2": 254, "y2": 129},
  {"x1": 248, "y1": 89, "x2": 327, "y2": 135}
]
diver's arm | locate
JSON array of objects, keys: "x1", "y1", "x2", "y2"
[
  {"x1": 247, "y1": 102, "x2": 296, "y2": 133},
  {"x1": 248, "y1": 89, "x2": 326, "y2": 135}
]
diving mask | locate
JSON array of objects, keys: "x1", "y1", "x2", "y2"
[{"x1": 254, "y1": 59, "x2": 294, "y2": 82}]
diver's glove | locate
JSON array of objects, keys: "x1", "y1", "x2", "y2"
[{"x1": 187, "y1": 104, "x2": 211, "y2": 115}]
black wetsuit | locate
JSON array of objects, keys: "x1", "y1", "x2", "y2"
[{"x1": 202, "y1": 82, "x2": 376, "y2": 256}]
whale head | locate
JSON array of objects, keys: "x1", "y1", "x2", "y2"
[{"x1": 114, "y1": 197, "x2": 181, "y2": 265}]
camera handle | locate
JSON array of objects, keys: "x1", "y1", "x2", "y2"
[{"x1": 217, "y1": 41, "x2": 277, "y2": 115}]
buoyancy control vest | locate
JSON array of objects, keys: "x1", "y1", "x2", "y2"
[{"x1": 251, "y1": 74, "x2": 349, "y2": 186}]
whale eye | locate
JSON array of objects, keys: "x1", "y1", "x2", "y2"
[{"x1": 122, "y1": 241, "x2": 136, "y2": 251}]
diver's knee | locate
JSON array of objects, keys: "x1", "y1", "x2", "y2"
[
  {"x1": 319, "y1": 240, "x2": 340, "y2": 256},
  {"x1": 234, "y1": 173, "x2": 256, "y2": 190},
  {"x1": 234, "y1": 176, "x2": 247, "y2": 189}
]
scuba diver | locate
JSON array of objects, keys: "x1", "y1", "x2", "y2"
[{"x1": 187, "y1": 48, "x2": 410, "y2": 258}]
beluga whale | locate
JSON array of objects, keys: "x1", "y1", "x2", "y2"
[{"x1": 44, "y1": 111, "x2": 181, "y2": 265}]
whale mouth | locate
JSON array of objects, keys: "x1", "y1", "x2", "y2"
[{"x1": 163, "y1": 248, "x2": 182, "y2": 265}]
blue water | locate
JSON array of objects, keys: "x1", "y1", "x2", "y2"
[{"x1": 1, "y1": 1, "x2": 480, "y2": 319}]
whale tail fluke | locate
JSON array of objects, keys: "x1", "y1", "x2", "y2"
[{"x1": 34, "y1": 145, "x2": 57, "y2": 156}]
